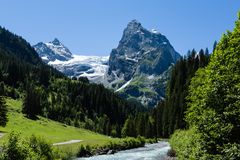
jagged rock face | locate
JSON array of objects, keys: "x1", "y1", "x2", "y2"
[
  {"x1": 33, "y1": 38, "x2": 72, "y2": 63},
  {"x1": 107, "y1": 20, "x2": 181, "y2": 107}
]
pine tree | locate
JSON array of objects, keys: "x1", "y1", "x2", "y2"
[
  {"x1": 121, "y1": 117, "x2": 136, "y2": 137},
  {"x1": 23, "y1": 83, "x2": 41, "y2": 119},
  {"x1": 0, "y1": 96, "x2": 8, "y2": 126},
  {"x1": 213, "y1": 40, "x2": 217, "y2": 52}
]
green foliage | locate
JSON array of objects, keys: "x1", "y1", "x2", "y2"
[
  {"x1": 77, "y1": 145, "x2": 92, "y2": 157},
  {"x1": 0, "y1": 132, "x2": 55, "y2": 160},
  {"x1": 121, "y1": 137, "x2": 145, "y2": 149},
  {"x1": 137, "y1": 135, "x2": 145, "y2": 146},
  {"x1": 170, "y1": 12, "x2": 240, "y2": 159},
  {"x1": 0, "y1": 98, "x2": 115, "y2": 158},
  {"x1": 170, "y1": 128, "x2": 209, "y2": 160},
  {"x1": 222, "y1": 143, "x2": 240, "y2": 159},
  {"x1": 45, "y1": 78, "x2": 140, "y2": 136},
  {"x1": 29, "y1": 135, "x2": 54, "y2": 160},
  {"x1": 0, "y1": 96, "x2": 7, "y2": 126},
  {"x1": 121, "y1": 117, "x2": 136, "y2": 137},
  {"x1": 110, "y1": 127, "x2": 117, "y2": 137},
  {"x1": 22, "y1": 83, "x2": 42, "y2": 119},
  {"x1": 0, "y1": 27, "x2": 42, "y2": 65},
  {"x1": 153, "y1": 49, "x2": 209, "y2": 137},
  {"x1": 120, "y1": 113, "x2": 156, "y2": 138},
  {"x1": 1, "y1": 132, "x2": 29, "y2": 160}
]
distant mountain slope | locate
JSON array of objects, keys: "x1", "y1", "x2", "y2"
[{"x1": 0, "y1": 26, "x2": 42, "y2": 65}]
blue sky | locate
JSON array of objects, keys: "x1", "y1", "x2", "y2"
[{"x1": 0, "y1": 1, "x2": 240, "y2": 56}]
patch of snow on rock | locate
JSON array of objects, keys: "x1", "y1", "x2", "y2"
[{"x1": 115, "y1": 78, "x2": 133, "y2": 92}]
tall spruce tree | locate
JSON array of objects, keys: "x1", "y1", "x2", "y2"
[
  {"x1": 23, "y1": 83, "x2": 41, "y2": 119},
  {"x1": 0, "y1": 96, "x2": 8, "y2": 126}
]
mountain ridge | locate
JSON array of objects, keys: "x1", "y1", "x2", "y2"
[{"x1": 34, "y1": 20, "x2": 181, "y2": 107}]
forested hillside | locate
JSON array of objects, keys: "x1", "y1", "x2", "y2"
[
  {"x1": 170, "y1": 13, "x2": 240, "y2": 160},
  {"x1": 116, "y1": 49, "x2": 210, "y2": 139},
  {"x1": 0, "y1": 26, "x2": 141, "y2": 137},
  {"x1": 153, "y1": 49, "x2": 210, "y2": 137}
]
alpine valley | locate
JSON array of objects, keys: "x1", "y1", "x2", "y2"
[
  {"x1": 34, "y1": 20, "x2": 181, "y2": 107},
  {"x1": 0, "y1": 2, "x2": 239, "y2": 160}
]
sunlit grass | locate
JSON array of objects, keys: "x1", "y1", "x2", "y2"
[{"x1": 0, "y1": 98, "x2": 118, "y2": 154}]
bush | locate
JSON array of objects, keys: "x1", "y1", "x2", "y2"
[
  {"x1": 137, "y1": 136, "x2": 145, "y2": 146},
  {"x1": 77, "y1": 145, "x2": 92, "y2": 157},
  {"x1": 222, "y1": 143, "x2": 240, "y2": 160},
  {"x1": 169, "y1": 128, "x2": 206, "y2": 160},
  {"x1": 29, "y1": 135, "x2": 54, "y2": 160},
  {"x1": 167, "y1": 149, "x2": 176, "y2": 157},
  {"x1": 146, "y1": 138, "x2": 157, "y2": 144},
  {"x1": 54, "y1": 148, "x2": 74, "y2": 160},
  {"x1": 1, "y1": 132, "x2": 30, "y2": 160},
  {"x1": 169, "y1": 128, "x2": 225, "y2": 160},
  {"x1": 121, "y1": 137, "x2": 145, "y2": 149},
  {"x1": 0, "y1": 132, "x2": 56, "y2": 160}
]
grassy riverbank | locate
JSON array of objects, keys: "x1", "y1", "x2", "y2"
[
  {"x1": 0, "y1": 98, "x2": 112, "y2": 143},
  {"x1": 0, "y1": 98, "x2": 117, "y2": 155},
  {"x1": 0, "y1": 98, "x2": 158, "y2": 158}
]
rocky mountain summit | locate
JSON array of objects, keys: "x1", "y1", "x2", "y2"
[
  {"x1": 105, "y1": 20, "x2": 181, "y2": 107},
  {"x1": 33, "y1": 38, "x2": 73, "y2": 63}
]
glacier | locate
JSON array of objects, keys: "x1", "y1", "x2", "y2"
[{"x1": 48, "y1": 55, "x2": 109, "y2": 82}]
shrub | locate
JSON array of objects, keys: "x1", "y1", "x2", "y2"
[
  {"x1": 77, "y1": 145, "x2": 92, "y2": 157},
  {"x1": 137, "y1": 135, "x2": 145, "y2": 146},
  {"x1": 29, "y1": 135, "x2": 54, "y2": 160},
  {"x1": 170, "y1": 128, "x2": 204, "y2": 160},
  {"x1": 0, "y1": 132, "x2": 56, "y2": 160},
  {"x1": 167, "y1": 149, "x2": 176, "y2": 157},
  {"x1": 1, "y1": 132, "x2": 30, "y2": 160},
  {"x1": 222, "y1": 143, "x2": 240, "y2": 160}
]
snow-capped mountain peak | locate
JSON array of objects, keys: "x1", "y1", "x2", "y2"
[
  {"x1": 33, "y1": 38, "x2": 72, "y2": 63},
  {"x1": 34, "y1": 39, "x2": 109, "y2": 83},
  {"x1": 45, "y1": 38, "x2": 72, "y2": 59}
]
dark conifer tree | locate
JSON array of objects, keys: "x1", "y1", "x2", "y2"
[
  {"x1": 0, "y1": 96, "x2": 8, "y2": 126},
  {"x1": 22, "y1": 83, "x2": 41, "y2": 119},
  {"x1": 213, "y1": 40, "x2": 217, "y2": 52}
]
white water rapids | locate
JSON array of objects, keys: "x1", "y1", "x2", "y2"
[{"x1": 77, "y1": 141, "x2": 170, "y2": 160}]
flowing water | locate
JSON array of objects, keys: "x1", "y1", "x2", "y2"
[{"x1": 77, "y1": 141, "x2": 170, "y2": 160}]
